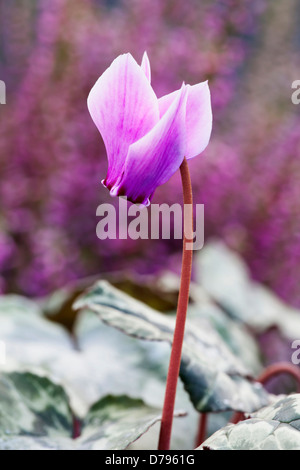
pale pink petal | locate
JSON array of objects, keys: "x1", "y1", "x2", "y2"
[
  {"x1": 184, "y1": 82, "x2": 212, "y2": 159},
  {"x1": 141, "y1": 51, "x2": 151, "y2": 83},
  {"x1": 158, "y1": 89, "x2": 177, "y2": 118},
  {"x1": 158, "y1": 81, "x2": 212, "y2": 159},
  {"x1": 110, "y1": 85, "x2": 188, "y2": 205},
  {"x1": 87, "y1": 53, "x2": 159, "y2": 188}
]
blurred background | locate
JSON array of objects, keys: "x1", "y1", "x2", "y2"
[{"x1": 0, "y1": 0, "x2": 299, "y2": 306}]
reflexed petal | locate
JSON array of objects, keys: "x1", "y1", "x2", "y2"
[
  {"x1": 111, "y1": 84, "x2": 188, "y2": 206},
  {"x1": 87, "y1": 53, "x2": 159, "y2": 188},
  {"x1": 184, "y1": 82, "x2": 212, "y2": 159},
  {"x1": 158, "y1": 81, "x2": 212, "y2": 159},
  {"x1": 158, "y1": 89, "x2": 177, "y2": 118},
  {"x1": 141, "y1": 51, "x2": 151, "y2": 83}
]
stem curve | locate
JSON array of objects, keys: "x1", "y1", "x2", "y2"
[{"x1": 231, "y1": 361, "x2": 300, "y2": 424}]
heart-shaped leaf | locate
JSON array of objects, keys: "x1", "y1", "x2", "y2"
[
  {"x1": 0, "y1": 372, "x2": 73, "y2": 442},
  {"x1": 74, "y1": 281, "x2": 270, "y2": 413},
  {"x1": 197, "y1": 242, "x2": 300, "y2": 338},
  {"x1": 0, "y1": 371, "x2": 178, "y2": 450},
  {"x1": 0, "y1": 294, "x2": 74, "y2": 368},
  {"x1": 0, "y1": 293, "x2": 192, "y2": 449},
  {"x1": 198, "y1": 394, "x2": 300, "y2": 450},
  {"x1": 78, "y1": 395, "x2": 184, "y2": 450}
]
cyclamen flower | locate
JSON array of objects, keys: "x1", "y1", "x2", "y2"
[{"x1": 88, "y1": 52, "x2": 212, "y2": 206}]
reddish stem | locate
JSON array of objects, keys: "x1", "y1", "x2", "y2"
[
  {"x1": 72, "y1": 415, "x2": 81, "y2": 439},
  {"x1": 158, "y1": 157, "x2": 193, "y2": 450},
  {"x1": 195, "y1": 413, "x2": 208, "y2": 448},
  {"x1": 231, "y1": 362, "x2": 300, "y2": 424},
  {"x1": 257, "y1": 362, "x2": 300, "y2": 391},
  {"x1": 230, "y1": 411, "x2": 246, "y2": 425}
]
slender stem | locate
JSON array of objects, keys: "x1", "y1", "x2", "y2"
[
  {"x1": 195, "y1": 413, "x2": 208, "y2": 448},
  {"x1": 72, "y1": 415, "x2": 81, "y2": 439},
  {"x1": 158, "y1": 157, "x2": 193, "y2": 450}
]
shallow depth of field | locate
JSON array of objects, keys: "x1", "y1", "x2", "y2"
[{"x1": 0, "y1": 0, "x2": 300, "y2": 451}]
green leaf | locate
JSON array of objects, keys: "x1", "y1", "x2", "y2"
[
  {"x1": 0, "y1": 371, "x2": 183, "y2": 450},
  {"x1": 197, "y1": 241, "x2": 300, "y2": 338},
  {"x1": 0, "y1": 294, "x2": 87, "y2": 415},
  {"x1": 0, "y1": 295, "x2": 191, "y2": 449},
  {"x1": 0, "y1": 293, "x2": 73, "y2": 367},
  {"x1": 188, "y1": 302, "x2": 262, "y2": 376},
  {"x1": 0, "y1": 372, "x2": 73, "y2": 440},
  {"x1": 74, "y1": 310, "x2": 169, "y2": 405},
  {"x1": 0, "y1": 372, "x2": 184, "y2": 450},
  {"x1": 74, "y1": 311, "x2": 201, "y2": 450},
  {"x1": 0, "y1": 294, "x2": 43, "y2": 317},
  {"x1": 78, "y1": 395, "x2": 184, "y2": 450},
  {"x1": 198, "y1": 394, "x2": 300, "y2": 450},
  {"x1": 74, "y1": 281, "x2": 270, "y2": 413},
  {"x1": 0, "y1": 436, "x2": 76, "y2": 450}
]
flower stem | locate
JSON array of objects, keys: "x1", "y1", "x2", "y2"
[
  {"x1": 195, "y1": 413, "x2": 208, "y2": 448},
  {"x1": 158, "y1": 157, "x2": 193, "y2": 450},
  {"x1": 72, "y1": 415, "x2": 81, "y2": 439}
]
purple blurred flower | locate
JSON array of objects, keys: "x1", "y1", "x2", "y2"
[
  {"x1": 4, "y1": 0, "x2": 292, "y2": 299},
  {"x1": 88, "y1": 53, "x2": 212, "y2": 205}
]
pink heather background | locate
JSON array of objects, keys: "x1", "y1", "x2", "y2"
[{"x1": 0, "y1": 0, "x2": 300, "y2": 306}]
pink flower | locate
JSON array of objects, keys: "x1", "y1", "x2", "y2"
[{"x1": 88, "y1": 52, "x2": 212, "y2": 205}]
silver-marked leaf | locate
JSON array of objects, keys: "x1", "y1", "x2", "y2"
[
  {"x1": 78, "y1": 395, "x2": 184, "y2": 450},
  {"x1": 77, "y1": 308, "x2": 233, "y2": 450},
  {"x1": 0, "y1": 372, "x2": 73, "y2": 441},
  {"x1": 0, "y1": 295, "x2": 43, "y2": 318},
  {"x1": 0, "y1": 294, "x2": 74, "y2": 368},
  {"x1": 197, "y1": 241, "x2": 300, "y2": 338},
  {"x1": 0, "y1": 371, "x2": 177, "y2": 450},
  {"x1": 0, "y1": 295, "x2": 192, "y2": 449},
  {"x1": 74, "y1": 310, "x2": 168, "y2": 405},
  {"x1": 75, "y1": 311, "x2": 199, "y2": 450},
  {"x1": 74, "y1": 281, "x2": 270, "y2": 413},
  {"x1": 188, "y1": 303, "x2": 262, "y2": 376},
  {"x1": 157, "y1": 271, "x2": 262, "y2": 375},
  {"x1": 0, "y1": 436, "x2": 76, "y2": 450},
  {"x1": 0, "y1": 392, "x2": 175, "y2": 451},
  {"x1": 198, "y1": 394, "x2": 300, "y2": 450},
  {"x1": 0, "y1": 295, "x2": 89, "y2": 416}
]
